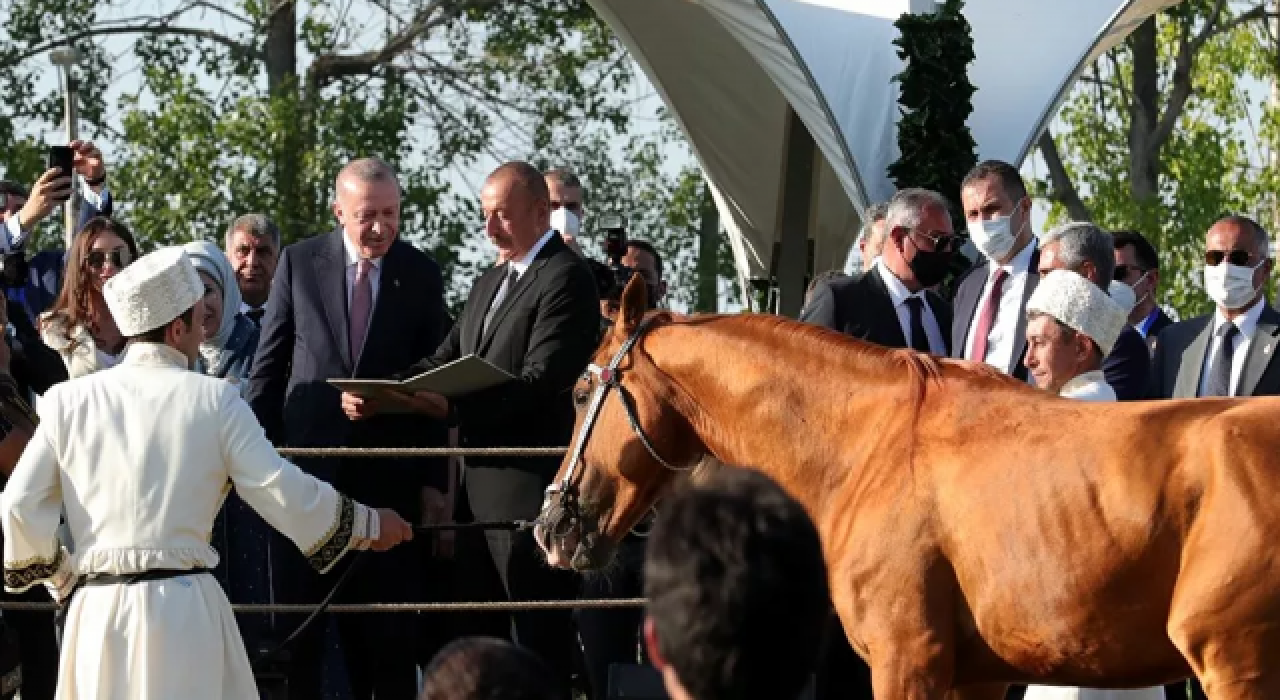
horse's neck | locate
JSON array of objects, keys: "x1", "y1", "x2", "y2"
[{"x1": 649, "y1": 317, "x2": 900, "y2": 504}]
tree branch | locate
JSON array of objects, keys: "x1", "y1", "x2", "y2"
[
  {"x1": 1037, "y1": 130, "x2": 1092, "y2": 222},
  {"x1": 1152, "y1": 0, "x2": 1238, "y2": 148},
  {"x1": 0, "y1": 25, "x2": 259, "y2": 70},
  {"x1": 306, "y1": 0, "x2": 499, "y2": 90}
]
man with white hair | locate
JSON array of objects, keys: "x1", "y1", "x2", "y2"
[
  {"x1": 0, "y1": 247, "x2": 412, "y2": 699},
  {"x1": 802, "y1": 188, "x2": 957, "y2": 357},
  {"x1": 1022, "y1": 270, "x2": 1128, "y2": 400}
]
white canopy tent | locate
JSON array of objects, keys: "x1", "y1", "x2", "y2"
[{"x1": 587, "y1": 0, "x2": 1181, "y2": 314}]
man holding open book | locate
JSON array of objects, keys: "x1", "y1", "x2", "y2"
[
  {"x1": 341, "y1": 160, "x2": 601, "y2": 693},
  {"x1": 246, "y1": 157, "x2": 452, "y2": 700}
]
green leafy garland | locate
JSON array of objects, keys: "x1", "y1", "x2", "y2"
[{"x1": 887, "y1": 0, "x2": 978, "y2": 220}]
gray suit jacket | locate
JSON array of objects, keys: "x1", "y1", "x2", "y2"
[
  {"x1": 1149, "y1": 303, "x2": 1280, "y2": 399},
  {"x1": 950, "y1": 246, "x2": 1041, "y2": 380}
]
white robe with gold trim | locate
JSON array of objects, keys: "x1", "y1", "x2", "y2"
[{"x1": 0, "y1": 342, "x2": 379, "y2": 700}]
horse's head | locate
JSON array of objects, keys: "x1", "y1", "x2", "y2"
[{"x1": 536, "y1": 275, "x2": 705, "y2": 571}]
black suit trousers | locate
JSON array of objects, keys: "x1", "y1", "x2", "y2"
[
  {"x1": 576, "y1": 535, "x2": 649, "y2": 700},
  {"x1": 455, "y1": 474, "x2": 579, "y2": 697}
]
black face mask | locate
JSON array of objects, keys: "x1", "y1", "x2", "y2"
[{"x1": 906, "y1": 247, "x2": 952, "y2": 289}]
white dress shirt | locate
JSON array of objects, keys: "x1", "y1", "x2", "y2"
[
  {"x1": 508, "y1": 229, "x2": 556, "y2": 280},
  {"x1": 964, "y1": 237, "x2": 1039, "y2": 373},
  {"x1": 875, "y1": 260, "x2": 946, "y2": 355},
  {"x1": 239, "y1": 301, "x2": 265, "y2": 317},
  {"x1": 1059, "y1": 370, "x2": 1116, "y2": 402},
  {"x1": 3, "y1": 180, "x2": 109, "y2": 253},
  {"x1": 1197, "y1": 296, "x2": 1266, "y2": 397}
]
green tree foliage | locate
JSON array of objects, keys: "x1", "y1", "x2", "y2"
[
  {"x1": 0, "y1": 0, "x2": 733, "y2": 311},
  {"x1": 1035, "y1": 0, "x2": 1280, "y2": 319}
]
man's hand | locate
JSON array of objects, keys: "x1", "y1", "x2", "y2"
[
  {"x1": 17, "y1": 169, "x2": 73, "y2": 229},
  {"x1": 70, "y1": 140, "x2": 106, "y2": 187},
  {"x1": 341, "y1": 391, "x2": 381, "y2": 421},
  {"x1": 421, "y1": 486, "x2": 455, "y2": 558},
  {"x1": 372, "y1": 508, "x2": 414, "y2": 552}
]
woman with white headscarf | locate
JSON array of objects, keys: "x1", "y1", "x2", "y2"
[
  {"x1": 182, "y1": 239, "x2": 274, "y2": 663},
  {"x1": 182, "y1": 240, "x2": 259, "y2": 387}
]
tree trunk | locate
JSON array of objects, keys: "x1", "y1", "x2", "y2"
[
  {"x1": 264, "y1": 0, "x2": 303, "y2": 242},
  {"x1": 694, "y1": 180, "x2": 720, "y2": 313},
  {"x1": 1128, "y1": 16, "x2": 1161, "y2": 202}
]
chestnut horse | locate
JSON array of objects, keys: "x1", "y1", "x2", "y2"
[{"x1": 536, "y1": 277, "x2": 1280, "y2": 700}]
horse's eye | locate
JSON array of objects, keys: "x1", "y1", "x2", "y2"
[{"x1": 573, "y1": 388, "x2": 590, "y2": 408}]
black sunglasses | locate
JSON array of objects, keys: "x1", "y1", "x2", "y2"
[
  {"x1": 1112, "y1": 264, "x2": 1148, "y2": 281},
  {"x1": 87, "y1": 249, "x2": 130, "y2": 271},
  {"x1": 909, "y1": 229, "x2": 967, "y2": 253},
  {"x1": 1204, "y1": 249, "x2": 1254, "y2": 267}
]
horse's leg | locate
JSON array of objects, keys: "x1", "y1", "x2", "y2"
[{"x1": 946, "y1": 684, "x2": 1010, "y2": 700}]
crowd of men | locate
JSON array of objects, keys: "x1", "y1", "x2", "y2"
[
  {"x1": 811, "y1": 159, "x2": 1277, "y2": 700},
  {"x1": 0, "y1": 148, "x2": 674, "y2": 700},
  {"x1": 0, "y1": 144, "x2": 1268, "y2": 700}
]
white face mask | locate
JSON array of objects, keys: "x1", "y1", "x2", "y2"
[
  {"x1": 1127, "y1": 271, "x2": 1151, "y2": 307},
  {"x1": 1203, "y1": 260, "x2": 1263, "y2": 310},
  {"x1": 966, "y1": 200, "x2": 1025, "y2": 261},
  {"x1": 549, "y1": 208, "x2": 581, "y2": 239}
]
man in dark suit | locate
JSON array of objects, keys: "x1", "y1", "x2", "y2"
[
  {"x1": 1112, "y1": 229, "x2": 1173, "y2": 355},
  {"x1": 798, "y1": 187, "x2": 958, "y2": 700},
  {"x1": 1035, "y1": 222, "x2": 1151, "y2": 401},
  {"x1": 247, "y1": 157, "x2": 451, "y2": 700},
  {"x1": 801, "y1": 187, "x2": 955, "y2": 356},
  {"x1": 1150, "y1": 215, "x2": 1280, "y2": 400},
  {"x1": 952, "y1": 161, "x2": 1042, "y2": 381},
  {"x1": 343, "y1": 161, "x2": 600, "y2": 693}
]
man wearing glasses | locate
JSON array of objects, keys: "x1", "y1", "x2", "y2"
[
  {"x1": 1149, "y1": 215, "x2": 1280, "y2": 400},
  {"x1": 1112, "y1": 230, "x2": 1172, "y2": 354},
  {"x1": 801, "y1": 188, "x2": 956, "y2": 361},
  {"x1": 798, "y1": 187, "x2": 956, "y2": 700}
]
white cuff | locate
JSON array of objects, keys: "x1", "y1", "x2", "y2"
[
  {"x1": 2, "y1": 215, "x2": 20, "y2": 253},
  {"x1": 350, "y1": 502, "x2": 380, "y2": 551}
]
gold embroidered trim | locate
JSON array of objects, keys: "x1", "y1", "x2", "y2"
[
  {"x1": 306, "y1": 496, "x2": 355, "y2": 572},
  {"x1": 4, "y1": 549, "x2": 63, "y2": 593}
]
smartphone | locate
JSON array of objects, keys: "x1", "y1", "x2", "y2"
[{"x1": 47, "y1": 146, "x2": 75, "y2": 202}]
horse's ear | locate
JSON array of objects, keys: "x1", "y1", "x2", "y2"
[{"x1": 614, "y1": 272, "x2": 649, "y2": 339}]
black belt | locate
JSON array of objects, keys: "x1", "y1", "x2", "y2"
[{"x1": 83, "y1": 567, "x2": 212, "y2": 587}]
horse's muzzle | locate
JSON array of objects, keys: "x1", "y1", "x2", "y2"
[{"x1": 535, "y1": 489, "x2": 612, "y2": 571}]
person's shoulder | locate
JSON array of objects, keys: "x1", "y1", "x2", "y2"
[
  {"x1": 284, "y1": 230, "x2": 337, "y2": 256},
  {"x1": 1152, "y1": 313, "x2": 1210, "y2": 356}
]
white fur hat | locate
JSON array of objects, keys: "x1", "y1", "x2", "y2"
[
  {"x1": 1027, "y1": 270, "x2": 1127, "y2": 356},
  {"x1": 103, "y1": 247, "x2": 204, "y2": 337}
]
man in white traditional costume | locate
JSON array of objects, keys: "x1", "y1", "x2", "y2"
[
  {"x1": 1022, "y1": 269, "x2": 1162, "y2": 700},
  {"x1": 0, "y1": 247, "x2": 413, "y2": 700}
]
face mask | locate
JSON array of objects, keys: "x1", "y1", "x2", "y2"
[
  {"x1": 966, "y1": 201, "x2": 1023, "y2": 260},
  {"x1": 905, "y1": 238, "x2": 952, "y2": 289},
  {"x1": 1203, "y1": 261, "x2": 1263, "y2": 310},
  {"x1": 550, "y1": 208, "x2": 581, "y2": 239},
  {"x1": 1128, "y1": 271, "x2": 1151, "y2": 308}
]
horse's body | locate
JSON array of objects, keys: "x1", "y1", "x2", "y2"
[{"x1": 537, "y1": 280, "x2": 1280, "y2": 700}]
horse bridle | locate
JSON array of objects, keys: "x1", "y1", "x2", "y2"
[{"x1": 541, "y1": 316, "x2": 697, "y2": 542}]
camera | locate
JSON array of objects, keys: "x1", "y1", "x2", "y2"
[{"x1": 590, "y1": 213, "x2": 641, "y2": 304}]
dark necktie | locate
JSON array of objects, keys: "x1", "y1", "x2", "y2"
[
  {"x1": 1203, "y1": 322, "x2": 1240, "y2": 397},
  {"x1": 904, "y1": 297, "x2": 931, "y2": 353},
  {"x1": 244, "y1": 308, "x2": 264, "y2": 327},
  {"x1": 482, "y1": 265, "x2": 520, "y2": 337},
  {"x1": 970, "y1": 267, "x2": 1008, "y2": 361}
]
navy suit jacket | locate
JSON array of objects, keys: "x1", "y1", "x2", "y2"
[
  {"x1": 246, "y1": 230, "x2": 452, "y2": 519},
  {"x1": 1101, "y1": 326, "x2": 1151, "y2": 401}
]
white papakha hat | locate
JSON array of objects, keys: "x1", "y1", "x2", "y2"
[
  {"x1": 103, "y1": 247, "x2": 204, "y2": 337},
  {"x1": 1026, "y1": 269, "x2": 1127, "y2": 356}
]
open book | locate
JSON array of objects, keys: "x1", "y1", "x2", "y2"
[{"x1": 328, "y1": 354, "x2": 516, "y2": 399}]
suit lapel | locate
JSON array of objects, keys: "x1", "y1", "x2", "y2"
[
  {"x1": 927, "y1": 293, "x2": 953, "y2": 355},
  {"x1": 951, "y1": 261, "x2": 987, "y2": 356},
  {"x1": 1238, "y1": 305, "x2": 1280, "y2": 397},
  {"x1": 1008, "y1": 248, "x2": 1041, "y2": 377},
  {"x1": 1174, "y1": 319, "x2": 1214, "y2": 399},
  {"x1": 479, "y1": 258, "x2": 542, "y2": 354},
  {"x1": 867, "y1": 267, "x2": 907, "y2": 348},
  {"x1": 466, "y1": 266, "x2": 505, "y2": 354},
  {"x1": 313, "y1": 230, "x2": 352, "y2": 373}
]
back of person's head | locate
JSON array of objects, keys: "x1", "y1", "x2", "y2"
[
  {"x1": 644, "y1": 467, "x2": 829, "y2": 700},
  {"x1": 420, "y1": 636, "x2": 560, "y2": 700}
]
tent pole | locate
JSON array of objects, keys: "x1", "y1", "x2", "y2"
[{"x1": 775, "y1": 107, "x2": 816, "y2": 318}]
